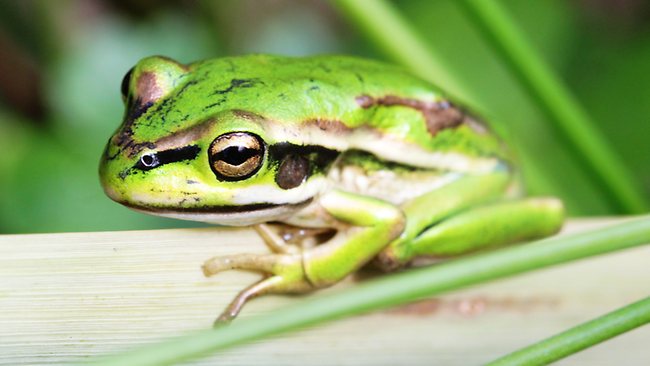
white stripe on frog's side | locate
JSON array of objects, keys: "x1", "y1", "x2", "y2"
[
  {"x1": 265, "y1": 123, "x2": 500, "y2": 174},
  {"x1": 328, "y1": 166, "x2": 462, "y2": 206},
  {"x1": 230, "y1": 176, "x2": 329, "y2": 205}
]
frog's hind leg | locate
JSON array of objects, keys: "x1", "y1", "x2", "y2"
[
  {"x1": 371, "y1": 170, "x2": 513, "y2": 270},
  {"x1": 379, "y1": 197, "x2": 564, "y2": 269}
]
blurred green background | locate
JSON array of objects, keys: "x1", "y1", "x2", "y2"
[{"x1": 0, "y1": 0, "x2": 648, "y2": 234}]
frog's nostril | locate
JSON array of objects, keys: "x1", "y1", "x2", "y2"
[
  {"x1": 135, "y1": 153, "x2": 160, "y2": 170},
  {"x1": 133, "y1": 145, "x2": 200, "y2": 171},
  {"x1": 141, "y1": 154, "x2": 157, "y2": 167}
]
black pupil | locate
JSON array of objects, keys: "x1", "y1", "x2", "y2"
[
  {"x1": 121, "y1": 67, "x2": 134, "y2": 98},
  {"x1": 217, "y1": 146, "x2": 258, "y2": 166}
]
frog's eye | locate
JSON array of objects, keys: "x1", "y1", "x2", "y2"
[
  {"x1": 120, "y1": 67, "x2": 134, "y2": 101},
  {"x1": 209, "y1": 132, "x2": 264, "y2": 181}
]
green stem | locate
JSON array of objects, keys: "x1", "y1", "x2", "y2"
[
  {"x1": 330, "y1": 0, "x2": 481, "y2": 107},
  {"x1": 489, "y1": 296, "x2": 650, "y2": 365},
  {"x1": 90, "y1": 216, "x2": 650, "y2": 365},
  {"x1": 456, "y1": 0, "x2": 647, "y2": 213}
]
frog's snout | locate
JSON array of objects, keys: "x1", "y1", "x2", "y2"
[{"x1": 101, "y1": 183, "x2": 122, "y2": 204}]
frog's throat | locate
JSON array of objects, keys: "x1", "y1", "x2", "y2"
[{"x1": 122, "y1": 199, "x2": 313, "y2": 226}]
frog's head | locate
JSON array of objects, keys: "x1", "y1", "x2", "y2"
[{"x1": 100, "y1": 56, "x2": 337, "y2": 225}]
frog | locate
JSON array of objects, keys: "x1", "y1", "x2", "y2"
[{"x1": 99, "y1": 54, "x2": 564, "y2": 324}]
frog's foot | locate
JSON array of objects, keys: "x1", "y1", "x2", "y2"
[{"x1": 202, "y1": 253, "x2": 312, "y2": 325}]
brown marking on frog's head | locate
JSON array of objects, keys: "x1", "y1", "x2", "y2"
[
  {"x1": 231, "y1": 109, "x2": 266, "y2": 121},
  {"x1": 110, "y1": 56, "x2": 191, "y2": 157},
  {"x1": 303, "y1": 118, "x2": 352, "y2": 134},
  {"x1": 135, "y1": 72, "x2": 164, "y2": 109}
]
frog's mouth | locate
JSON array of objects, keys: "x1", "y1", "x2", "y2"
[{"x1": 121, "y1": 199, "x2": 312, "y2": 226}]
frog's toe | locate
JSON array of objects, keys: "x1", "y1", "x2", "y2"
[
  {"x1": 202, "y1": 253, "x2": 281, "y2": 276},
  {"x1": 214, "y1": 276, "x2": 285, "y2": 325},
  {"x1": 214, "y1": 271, "x2": 313, "y2": 325}
]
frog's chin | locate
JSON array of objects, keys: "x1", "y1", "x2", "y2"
[{"x1": 122, "y1": 200, "x2": 312, "y2": 226}]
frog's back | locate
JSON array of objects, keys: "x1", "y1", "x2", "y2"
[
  {"x1": 139, "y1": 55, "x2": 511, "y2": 173},
  {"x1": 185, "y1": 54, "x2": 443, "y2": 123}
]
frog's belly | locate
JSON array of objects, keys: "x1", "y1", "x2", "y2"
[
  {"x1": 328, "y1": 165, "x2": 461, "y2": 205},
  {"x1": 281, "y1": 166, "x2": 462, "y2": 229}
]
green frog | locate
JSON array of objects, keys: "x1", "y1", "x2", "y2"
[{"x1": 99, "y1": 55, "x2": 564, "y2": 324}]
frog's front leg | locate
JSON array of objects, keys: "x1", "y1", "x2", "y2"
[
  {"x1": 202, "y1": 189, "x2": 405, "y2": 323},
  {"x1": 202, "y1": 252, "x2": 310, "y2": 324},
  {"x1": 253, "y1": 224, "x2": 333, "y2": 253},
  {"x1": 252, "y1": 224, "x2": 300, "y2": 254}
]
